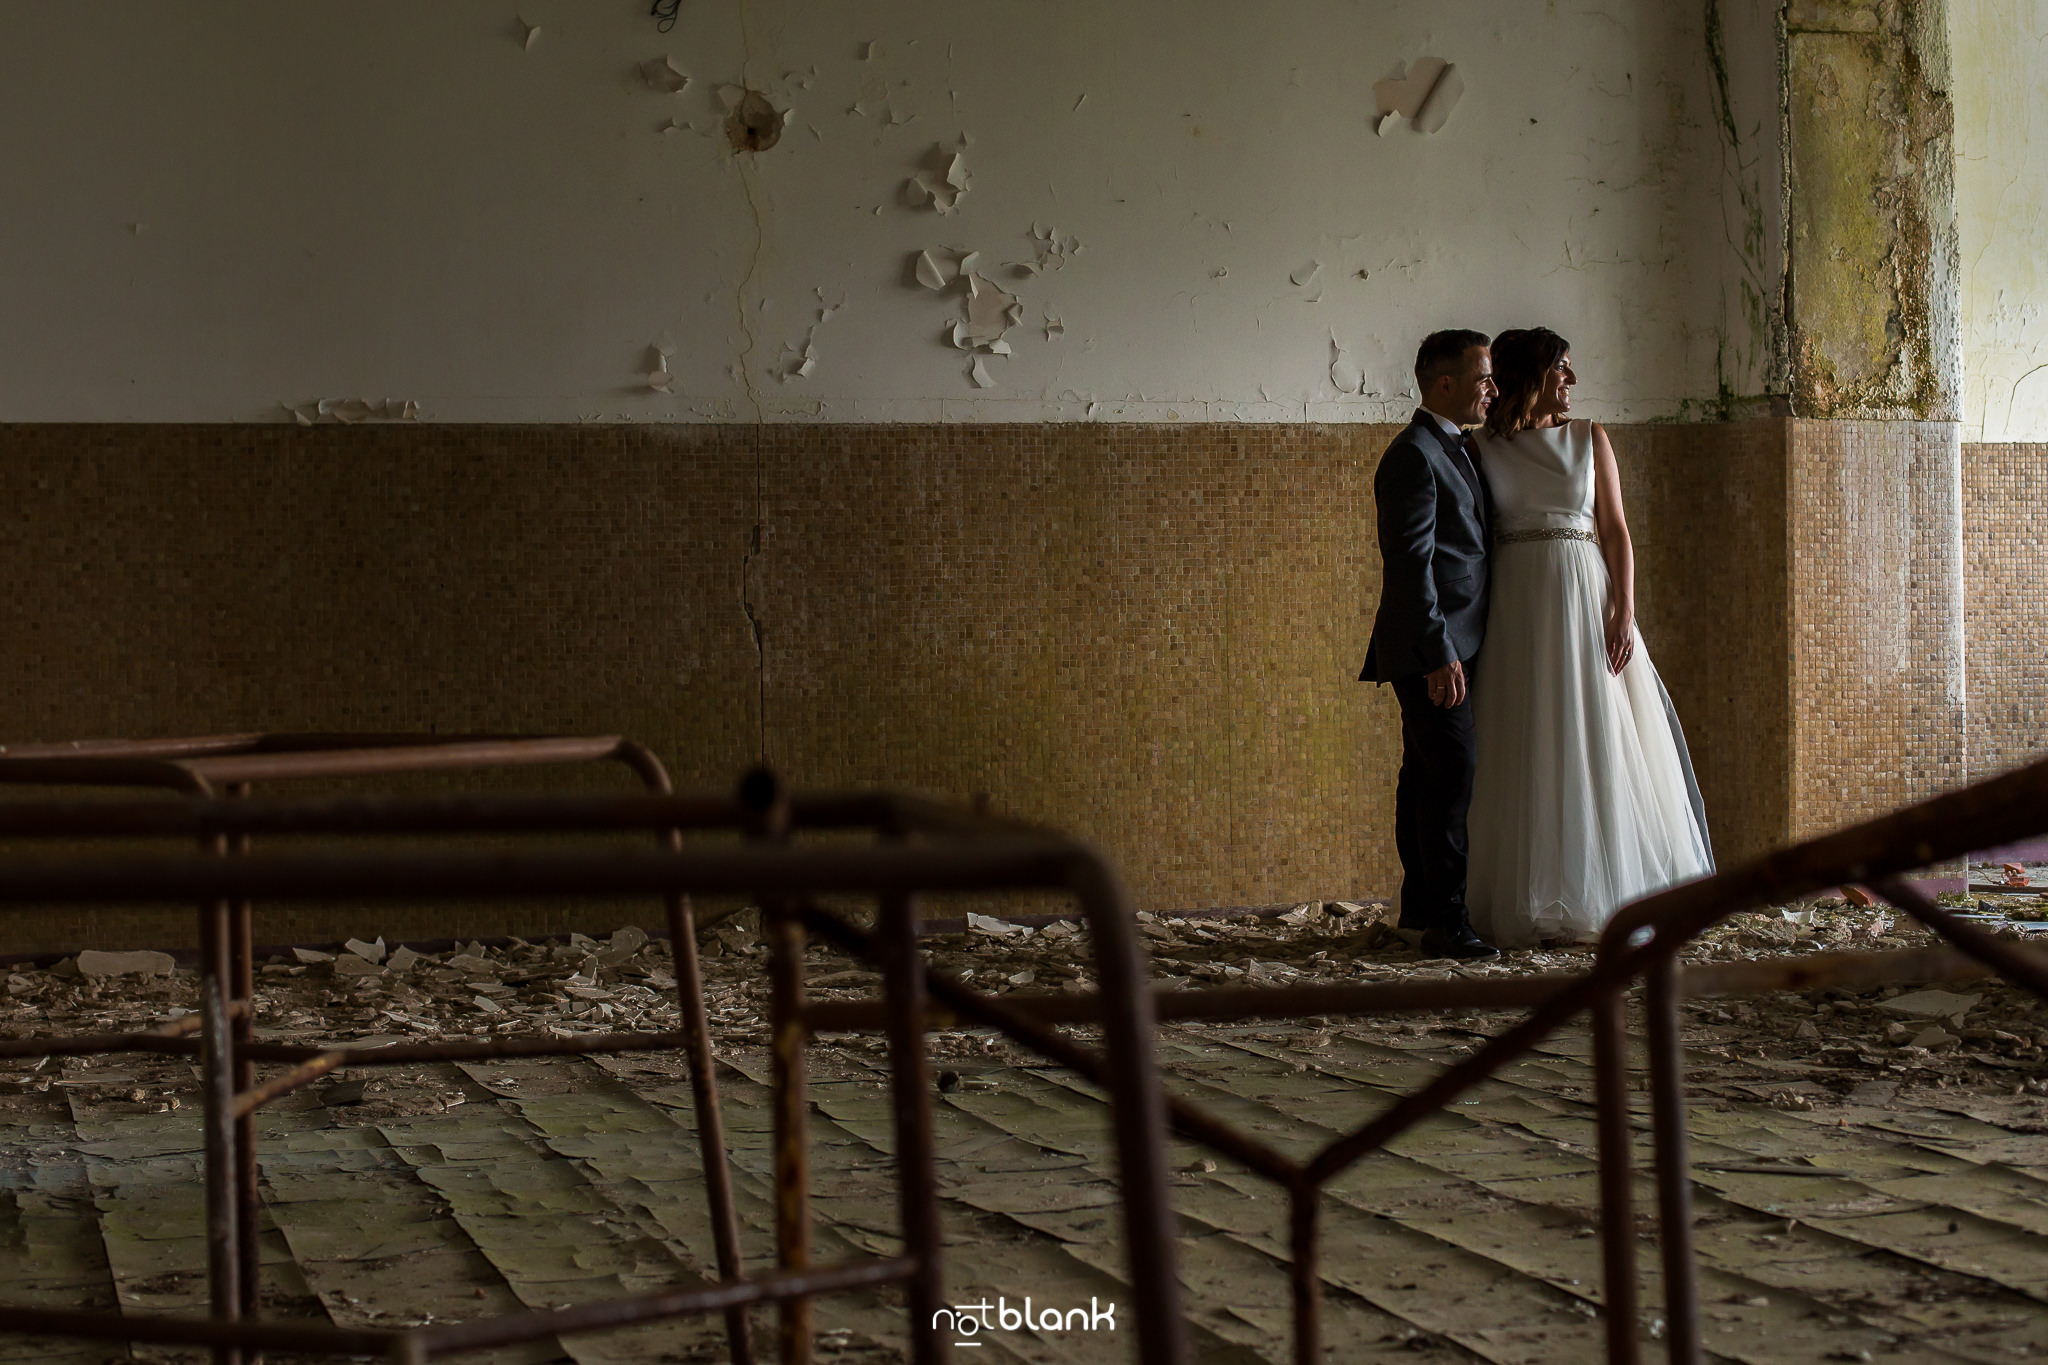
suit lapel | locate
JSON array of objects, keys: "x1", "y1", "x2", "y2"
[{"x1": 1414, "y1": 411, "x2": 1486, "y2": 527}]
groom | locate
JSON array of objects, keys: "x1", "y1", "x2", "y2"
[{"x1": 1360, "y1": 330, "x2": 1500, "y2": 960}]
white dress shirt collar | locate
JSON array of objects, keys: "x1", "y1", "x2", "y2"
[{"x1": 1421, "y1": 408, "x2": 1465, "y2": 443}]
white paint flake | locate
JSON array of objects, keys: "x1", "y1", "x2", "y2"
[
  {"x1": 641, "y1": 56, "x2": 690, "y2": 92},
  {"x1": 1372, "y1": 58, "x2": 1463, "y2": 135}
]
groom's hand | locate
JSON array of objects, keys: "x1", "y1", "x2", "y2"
[{"x1": 1426, "y1": 660, "x2": 1466, "y2": 708}]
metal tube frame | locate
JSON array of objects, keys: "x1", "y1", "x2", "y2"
[
  {"x1": 0, "y1": 754, "x2": 2043, "y2": 1362},
  {"x1": 0, "y1": 766, "x2": 1189, "y2": 1365},
  {"x1": 788, "y1": 759, "x2": 2048, "y2": 1365},
  {"x1": 0, "y1": 734, "x2": 754, "y2": 1365}
]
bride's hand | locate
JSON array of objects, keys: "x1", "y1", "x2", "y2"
[{"x1": 1605, "y1": 607, "x2": 1635, "y2": 675}]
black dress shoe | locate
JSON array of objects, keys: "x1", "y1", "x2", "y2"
[{"x1": 1420, "y1": 919, "x2": 1500, "y2": 960}]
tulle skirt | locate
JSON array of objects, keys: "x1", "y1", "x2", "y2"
[{"x1": 1468, "y1": 539, "x2": 1713, "y2": 947}]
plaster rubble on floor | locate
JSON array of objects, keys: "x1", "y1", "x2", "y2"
[{"x1": 3, "y1": 871, "x2": 2047, "y2": 1359}]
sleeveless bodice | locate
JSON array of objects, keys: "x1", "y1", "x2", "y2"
[
  {"x1": 1462, "y1": 414, "x2": 1715, "y2": 945},
  {"x1": 1471, "y1": 419, "x2": 1596, "y2": 534}
]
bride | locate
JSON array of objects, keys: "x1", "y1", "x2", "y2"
[{"x1": 1465, "y1": 328, "x2": 1713, "y2": 947}]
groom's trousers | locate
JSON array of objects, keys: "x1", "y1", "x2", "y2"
[{"x1": 1389, "y1": 657, "x2": 1478, "y2": 932}]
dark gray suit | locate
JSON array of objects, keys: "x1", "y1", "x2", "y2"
[
  {"x1": 1361, "y1": 411, "x2": 1491, "y2": 683},
  {"x1": 1359, "y1": 410, "x2": 1493, "y2": 933}
]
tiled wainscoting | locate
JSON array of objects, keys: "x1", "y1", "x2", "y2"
[
  {"x1": 0, "y1": 420, "x2": 2011, "y2": 951},
  {"x1": 1963, "y1": 442, "x2": 2048, "y2": 783}
]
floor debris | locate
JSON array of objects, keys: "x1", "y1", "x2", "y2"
[{"x1": 0, "y1": 866, "x2": 2044, "y2": 1362}]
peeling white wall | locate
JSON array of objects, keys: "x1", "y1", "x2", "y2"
[
  {"x1": 0, "y1": 1, "x2": 1779, "y2": 424},
  {"x1": 1953, "y1": 0, "x2": 2048, "y2": 442}
]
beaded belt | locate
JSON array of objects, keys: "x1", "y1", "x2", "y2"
[{"x1": 1496, "y1": 528, "x2": 1598, "y2": 547}]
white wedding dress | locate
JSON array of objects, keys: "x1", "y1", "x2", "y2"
[{"x1": 1466, "y1": 419, "x2": 1713, "y2": 947}]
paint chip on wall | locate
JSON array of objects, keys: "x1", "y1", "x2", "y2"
[
  {"x1": 904, "y1": 141, "x2": 971, "y2": 213},
  {"x1": 1291, "y1": 260, "x2": 1322, "y2": 288},
  {"x1": 909, "y1": 243, "x2": 1027, "y2": 384},
  {"x1": 1411, "y1": 66, "x2": 1464, "y2": 134},
  {"x1": 281, "y1": 398, "x2": 419, "y2": 425},
  {"x1": 644, "y1": 346, "x2": 674, "y2": 393},
  {"x1": 780, "y1": 340, "x2": 818, "y2": 382},
  {"x1": 1011, "y1": 224, "x2": 1080, "y2": 277},
  {"x1": 1372, "y1": 58, "x2": 1463, "y2": 135},
  {"x1": 914, "y1": 250, "x2": 952, "y2": 289},
  {"x1": 962, "y1": 273, "x2": 1016, "y2": 347},
  {"x1": 970, "y1": 357, "x2": 996, "y2": 389},
  {"x1": 517, "y1": 17, "x2": 540, "y2": 50},
  {"x1": 1329, "y1": 331, "x2": 1365, "y2": 394},
  {"x1": 641, "y1": 56, "x2": 690, "y2": 92}
]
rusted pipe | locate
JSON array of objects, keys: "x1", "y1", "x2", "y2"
[
  {"x1": 233, "y1": 1051, "x2": 349, "y2": 1119},
  {"x1": 0, "y1": 1306, "x2": 393, "y2": 1355},
  {"x1": 0, "y1": 757, "x2": 213, "y2": 792},
  {"x1": 226, "y1": 802, "x2": 261, "y2": 1351},
  {"x1": 199, "y1": 908, "x2": 242, "y2": 1365},
  {"x1": 1305, "y1": 978, "x2": 1599, "y2": 1185},
  {"x1": 628, "y1": 742, "x2": 752, "y2": 1365},
  {"x1": 0, "y1": 1000, "x2": 247, "y2": 1058},
  {"x1": 1590, "y1": 990, "x2": 1640, "y2": 1365},
  {"x1": 0, "y1": 734, "x2": 265, "y2": 760},
  {"x1": 766, "y1": 921, "x2": 814, "y2": 1365},
  {"x1": 0, "y1": 840, "x2": 1091, "y2": 905},
  {"x1": 1676, "y1": 943, "x2": 2027, "y2": 997},
  {"x1": 797, "y1": 900, "x2": 1299, "y2": 1183},
  {"x1": 803, "y1": 971, "x2": 1579, "y2": 1033},
  {"x1": 1645, "y1": 956, "x2": 1701, "y2": 1365},
  {"x1": 1870, "y1": 877, "x2": 2048, "y2": 1005},
  {"x1": 796, "y1": 866, "x2": 1190, "y2": 1365},
  {"x1": 1600, "y1": 757, "x2": 2048, "y2": 987},
  {"x1": 878, "y1": 887, "x2": 946, "y2": 1365},
  {"x1": 667, "y1": 883, "x2": 754, "y2": 1365},
  {"x1": 410, "y1": 1258, "x2": 917, "y2": 1356},
  {"x1": 746, "y1": 771, "x2": 813, "y2": 1365},
  {"x1": 180, "y1": 735, "x2": 637, "y2": 785},
  {"x1": 876, "y1": 888, "x2": 946, "y2": 1365},
  {"x1": 1289, "y1": 1185, "x2": 1320, "y2": 1365}
]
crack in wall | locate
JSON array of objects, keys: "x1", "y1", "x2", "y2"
[
  {"x1": 730, "y1": 0, "x2": 768, "y2": 765},
  {"x1": 1703, "y1": 0, "x2": 1782, "y2": 416},
  {"x1": 741, "y1": 505, "x2": 766, "y2": 765}
]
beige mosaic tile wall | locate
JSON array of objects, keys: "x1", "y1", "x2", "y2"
[
  {"x1": 752, "y1": 425, "x2": 1395, "y2": 919},
  {"x1": 0, "y1": 420, "x2": 1789, "y2": 952},
  {"x1": 1963, "y1": 443, "x2": 2048, "y2": 781},
  {"x1": 1612, "y1": 420, "x2": 1793, "y2": 867},
  {"x1": 0, "y1": 424, "x2": 761, "y2": 953},
  {"x1": 1787, "y1": 420, "x2": 1967, "y2": 839}
]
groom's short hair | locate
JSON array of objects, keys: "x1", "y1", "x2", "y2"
[{"x1": 1414, "y1": 329, "x2": 1491, "y2": 390}]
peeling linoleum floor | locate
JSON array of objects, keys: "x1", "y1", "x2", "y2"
[{"x1": 2, "y1": 906, "x2": 2047, "y2": 1363}]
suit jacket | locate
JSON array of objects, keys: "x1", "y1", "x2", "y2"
[{"x1": 1359, "y1": 409, "x2": 1492, "y2": 683}]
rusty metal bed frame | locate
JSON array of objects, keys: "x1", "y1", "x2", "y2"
[
  {"x1": 0, "y1": 750, "x2": 2040, "y2": 1363},
  {"x1": 0, "y1": 734, "x2": 759, "y2": 1363},
  {"x1": 793, "y1": 757, "x2": 2048, "y2": 1365},
  {"x1": 0, "y1": 761, "x2": 1186, "y2": 1365}
]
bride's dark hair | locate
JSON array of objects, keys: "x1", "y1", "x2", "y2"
[{"x1": 1483, "y1": 327, "x2": 1571, "y2": 437}]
